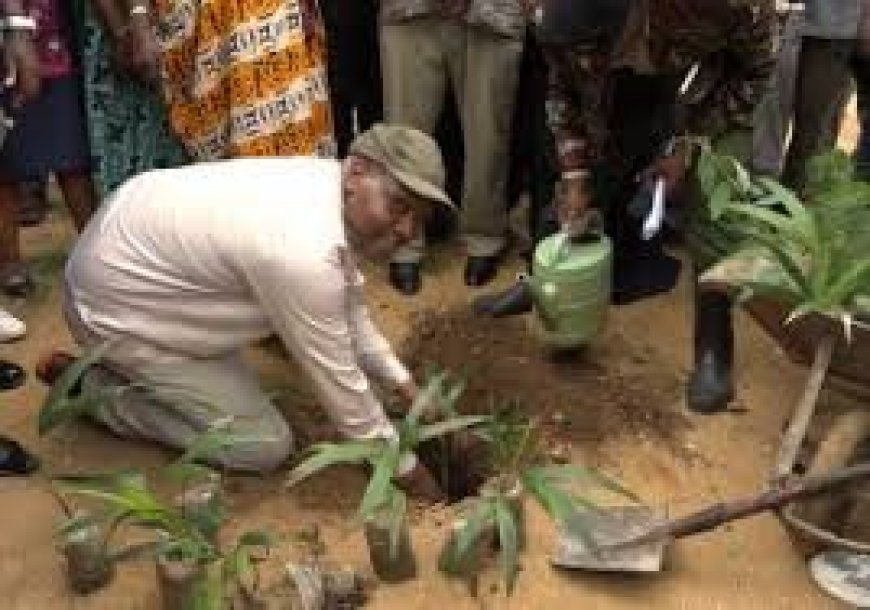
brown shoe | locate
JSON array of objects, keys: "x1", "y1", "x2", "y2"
[{"x1": 35, "y1": 351, "x2": 76, "y2": 386}]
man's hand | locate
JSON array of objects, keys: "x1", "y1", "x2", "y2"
[
  {"x1": 396, "y1": 379, "x2": 418, "y2": 406},
  {"x1": 394, "y1": 460, "x2": 445, "y2": 503},
  {"x1": 5, "y1": 31, "x2": 42, "y2": 105},
  {"x1": 111, "y1": 15, "x2": 161, "y2": 84},
  {"x1": 641, "y1": 150, "x2": 689, "y2": 196},
  {"x1": 556, "y1": 175, "x2": 593, "y2": 233}
]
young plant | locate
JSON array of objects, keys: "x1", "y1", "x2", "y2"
[
  {"x1": 286, "y1": 370, "x2": 487, "y2": 565},
  {"x1": 694, "y1": 144, "x2": 870, "y2": 334},
  {"x1": 440, "y1": 403, "x2": 638, "y2": 594}
]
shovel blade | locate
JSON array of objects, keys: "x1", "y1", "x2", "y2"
[{"x1": 551, "y1": 506, "x2": 670, "y2": 573}]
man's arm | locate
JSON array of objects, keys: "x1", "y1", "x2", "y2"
[{"x1": 243, "y1": 250, "x2": 396, "y2": 440}]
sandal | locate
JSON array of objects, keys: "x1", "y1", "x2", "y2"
[
  {"x1": 0, "y1": 435, "x2": 39, "y2": 475},
  {"x1": 0, "y1": 359, "x2": 25, "y2": 391}
]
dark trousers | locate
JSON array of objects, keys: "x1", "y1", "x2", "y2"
[
  {"x1": 319, "y1": 0, "x2": 383, "y2": 157},
  {"x1": 782, "y1": 37, "x2": 870, "y2": 188}
]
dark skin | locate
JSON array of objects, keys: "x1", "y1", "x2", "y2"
[
  {"x1": 0, "y1": 1, "x2": 96, "y2": 281},
  {"x1": 90, "y1": 0, "x2": 161, "y2": 85}
]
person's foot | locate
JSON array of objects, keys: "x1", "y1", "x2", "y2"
[
  {"x1": 472, "y1": 280, "x2": 534, "y2": 317},
  {"x1": 464, "y1": 255, "x2": 503, "y2": 288},
  {"x1": 810, "y1": 551, "x2": 870, "y2": 607},
  {"x1": 389, "y1": 262, "x2": 421, "y2": 296},
  {"x1": 0, "y1": 308, "x2": 25, "y2": 342},
  {"x1": 35, "y1": 351, "x2": 76, "y2": 386},
  {"x1": 687, "y1": 291, "x2": 734, "y2": 414},
  {"x1": 0, "y1": 435, "x2": 39, "y2": 475},
  {"x1": 0, "y1": 360, "x2": 25, "y2": 391},
  {"x1": 611, "y1": 253, "x2": 682, "y2": 306}
]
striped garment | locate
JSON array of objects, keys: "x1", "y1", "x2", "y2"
[{"x1": 153, "y1": 0, "x2": 335, "y2": 161}]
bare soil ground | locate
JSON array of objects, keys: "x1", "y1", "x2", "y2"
[{"x1": 0, "y1": 109, "x2": 862, "y2": 609}]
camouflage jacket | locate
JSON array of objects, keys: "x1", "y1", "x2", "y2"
[
  {"x1": 379, "y1": 0, "x2": 528, "y2": 39},
  {"x1": 544, "y1": 0, "x2": 777, "y2": 173}
]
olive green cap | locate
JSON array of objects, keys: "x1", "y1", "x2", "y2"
[{"x1": 349, "y1": 123, "x2": 456, "y2": 212}]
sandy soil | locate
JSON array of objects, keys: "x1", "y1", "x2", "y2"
[{"x1": 0, "y1": 201, "x2": 858, "y2": 609}]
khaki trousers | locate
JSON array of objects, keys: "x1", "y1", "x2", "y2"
[
  {"x1": 64, "y1": 298, "x2": 292, "y2": 473},
  {"x1": 380, "y1": 18, "x2": 523, "y2": 260}
]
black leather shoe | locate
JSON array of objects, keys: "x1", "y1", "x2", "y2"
[
  {"x1": 0, "y1": 435, "x2": 39, "y2": 475},
  {"x1": 687, "y1": 291, "x2": 734, "y2": 414},
  {"x1": 0, "y1": 268, "x2": 35, "y2": 299},
  {"x1": 464, "y1": 255, "x2": 502, "y2": 287},
  {"x1": 473, "y1": 280, "x2": 534, "y2": 317},
  {"x1": 0, "y1": 359, "x2": 25, "y2": 391},
  {"x1": 389, "y1": 262, "x2": 421, "y2": 296}
]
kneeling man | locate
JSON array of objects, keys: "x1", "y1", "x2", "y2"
[{"x1": 42, "y1": 125, "x2": 450, "y2": 494}]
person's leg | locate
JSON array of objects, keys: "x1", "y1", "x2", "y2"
[
  {"x1": 353, "y1": 0, "x2": 384, "y2": 134},
  {"x1": 853, "y1": 54, "x2": 870, "y2": 179},
  {"x1": 55, "y1": 170, "x2": 97, "y2": 232},
  {"x1": 55, "y1": 313, "x2": 293, "y2": 472},
  {"x1": 782, "y1": 37, "x2": 854, "y2": 190},
  {"x1": 380, "y1": 18, "x2": 449, "y2": 291},
  {"x1": 752, "y1": 11, "x2": 803, "y2": 176},
  {"x1": 453, "y1": 27, "x2": 524, "y2": 286},
  {"x1": 0, "y1": 179, "x2": 31, "y2": 298},
  {"x1": 683, "y1": 130, "x2": 752, "y2": 413},
  {"x1": 320, "y1": 0, "x2": 356, "y2": 157}
]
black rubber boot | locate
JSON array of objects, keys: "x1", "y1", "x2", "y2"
[
  {"x1": 472, "y1": 280, "x2": 534, "y2": 318},
  {"x1": 687, "y1": 290, "x2": 734, "y2": 414}
]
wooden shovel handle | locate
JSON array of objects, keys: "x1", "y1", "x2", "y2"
[{"x1": 617, "y1": 461, "x2": 870, "y2": 548}]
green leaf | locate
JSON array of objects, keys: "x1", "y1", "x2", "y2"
[
  {"x1": 494, "y1": 498, "x2": 520, "y2": 594},
  {"x1": 358, "y1": 443, "x2": 402, "y2": 518},
  {"x1": 285, "y1": 440, "x2": 384, "y2": 488},
  {"x1": 236, "y1": 529, "x2": 274, "y2": 549},
  {"x1": 530, "y1": 464, "x2": 641, "y2": 503},
  {"x1": 407, "y1": 371, "x2": 449, "y2": 426},
  {"x1": 708, "y1": 182, "x2": 732, "y2": 220},
  {"x1": 384, "y1": 487, "x2": 407, "y2": 561},
  {"x1": 109, "y1": 540, "x2": 161, "y2": 563},
  {"x1": 418, "y1": 415, "x2": 489, "y2": 442},
  {"x1": 442, "y1": 500, "x2": 494, "y2": 576},
  {"x1": 38, "y1": 340, "x2": 116, "y2": 435}
]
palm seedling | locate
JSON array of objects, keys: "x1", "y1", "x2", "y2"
[
  {"x1": 285, "y1": 369, "x2": 488, "y2": 581},
  {"x1": 694, "y1": 144, "x2": 870, "y2": 336},
  {"x1": 439, "y1": 402, "x2": 638, "y2": 594}
]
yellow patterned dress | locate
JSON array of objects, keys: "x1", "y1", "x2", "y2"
[{"x1": 153, "y1": 0, "x2": 336, "y2": 160}]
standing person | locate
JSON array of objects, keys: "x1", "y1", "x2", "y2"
[
  {"x1": 380, "y1": 0, "x2": 528, "y2": 294},
  {"x1": 319, "y1": 0, "x2": 382, "y2": 157},
  {"x1": 0, "y1": 0, "x2": 97, "y2": 296},
  {"x1": 72, "y1": 0, "x2": 188, "y2": 196},
  {"x1": 153, "y1": 0, "x2": 335, "y2": 161},
  {"x1": 476, "y1": 0, "x2": 777, "y2": 415},
  {"x1": 37, "y1": 125, "x2": 447, "y2": 498},
  {"x1": 780, "y1": 0, "x2": 870, "y2": 189}
]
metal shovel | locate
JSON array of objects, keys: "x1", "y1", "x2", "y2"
[{"x1": 551, "y1": 461, "x2": 870, "y2": 573}]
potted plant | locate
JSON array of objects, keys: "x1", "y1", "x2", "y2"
[
  {"x1": 439, "y1": 404, "x2": 637, "y2": 594},
  {"x1": 694, "y1": 146, "x2": 870, "y2": 331},
  {"x1": 286, "y1": 370, "x2": 489, "y2": 582}
]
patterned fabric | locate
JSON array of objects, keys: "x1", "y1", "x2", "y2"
[
  {"x1": 73, "y1": 0, "x2": 188, "y2": 196},
  {"x1": 153, "y1": 0, "x2": 336, "y2": 160},
  {"x1": 26, "y1": 0, "x2": 74, "y2": 77},
  {"x1": 379, "y1": 0, "x2": 527, "y2": 39},
  {"x1": 543, "y1": 0, "x2": 777, "y2": 173}
]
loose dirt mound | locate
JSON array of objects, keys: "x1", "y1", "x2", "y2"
[{"x1": 402, "y1": 308, "x2": 691, "y2": 455}]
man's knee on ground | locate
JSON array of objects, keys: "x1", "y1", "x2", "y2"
[{"x1": 215, "y1": 418, "x2": 293, "y2": 473}]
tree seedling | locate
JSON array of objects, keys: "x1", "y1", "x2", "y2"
[
  {"x1": 694, "y1": 145, "x2": 870, "y2": 335},
  {"x1": 439, "y1": 403, "x2": 638, "y2": 595},
  {"x1": 286, "y1": 370, "x2": 488, "y2": 582}
]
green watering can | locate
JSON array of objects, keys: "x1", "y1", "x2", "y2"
[{"x1": 525, "y1": 221, "x2": 612, "y2": 349}]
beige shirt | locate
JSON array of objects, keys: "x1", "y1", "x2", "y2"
[{"x1": 65, "y1": 157, "x2": 409, "y2": 440}]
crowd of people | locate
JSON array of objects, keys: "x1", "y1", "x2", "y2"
[{"x1": 0, "y1": 0, "x2": 865, "y2": 490}]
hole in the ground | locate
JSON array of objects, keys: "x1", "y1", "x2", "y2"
[{"x1": 417, "y1": 431, "x2": 491, "y2": 504}]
